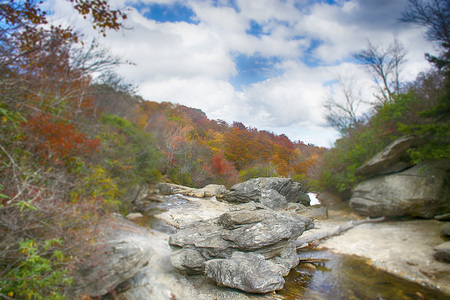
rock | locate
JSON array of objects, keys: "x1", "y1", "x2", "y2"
[
  {"x1": 169, "y1": 204, "x2": 313, "y2": 293},
  {"x1": 154, "y1": 182, "x2": 229, "y2": 199},
  {"x1": 433, "y1": 242, "x2": 450, "y2": 263},
  {"x1": 441, "y1": 223, "x2": 450, "y2": 237},
  {"x1": 350, "y1": 161, "x2": 450, "y2": 218},
  {"x1": 316, "y1": 192, "x2": 342, "y2": 206},
  {"x1": 111, "y1": 230, "x2": 262, "y2": 300},
  {"x1": 185, "y1": 189, "x2": 205, "y2": 198},
  {"x1": 225, "y1": 177, "x2": 310, "y2": 208},
  {"x1": 355, "y1": 135, "x2": 419, "y2": 177},
  {"x1": 435, "y1": 213, "x2": 450, "y2": 221},
  {"x1": 122, "y1": 183, "x2": 149, "y2": 208},
  {"x1": 284, "y1": 203, "x2": 307, "y2": 211},
  {"x1": 126, "y1": 212, "x2": 144, "y2": 220},
  {"x1": 201, "y1": 184, "x2": 229, "y2": 198},
  {"x1": 260, "y1": 189, "x2": 288, "y2": 210},
  {"x1": 73, "y1": 218, "x2": 153, "y2": 298},
  {"x1": 295, "y1": 205, "x2": 328, "y2": 220},
  {"x1": 204, "y1": 252, "x2": 285, "y2": 294}
]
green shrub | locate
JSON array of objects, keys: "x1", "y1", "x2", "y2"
[
  {"x1": 0, "y1": 239, "x2": 73, "y2": 300},
  {"x1": 239, "y1": 162, "x2": 278, "y2": 182}
]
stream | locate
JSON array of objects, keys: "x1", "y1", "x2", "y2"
[{"x1": 133, "y1": 195, "x2": 447, "y2": 300}]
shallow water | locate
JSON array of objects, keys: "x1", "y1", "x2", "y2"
[
  {"x1": 279, "y1": 249, "x2": 445, "y2": 300},
  {"x1": 137, "y1": 195, "x2": 447, "y2": 300}
]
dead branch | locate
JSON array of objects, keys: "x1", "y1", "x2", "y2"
[{"x1": 294, "y1": 217, "x2": 385, "y2": 249}]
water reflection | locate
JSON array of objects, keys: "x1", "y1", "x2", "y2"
[{"x1": 279, "y1": 249, "x2": 443, "y2": 300}]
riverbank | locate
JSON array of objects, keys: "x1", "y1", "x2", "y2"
[
  {"x1": 314, "y1": 206, "x2": 450, "y2": 295},
  {"x1": 120, "y1": 195, "x2": 449, "y2": 299}
]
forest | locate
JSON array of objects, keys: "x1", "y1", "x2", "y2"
[
  {"x1": 0, "y1": 1, "x2": 324, "y2": 298},
  {"x1": 0, "y1": 0, "x2": 448, "y2": 298}
]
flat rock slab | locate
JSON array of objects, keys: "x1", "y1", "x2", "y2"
[
  {"x1": 317, "y1": 219, "x2": 450, "y2": 295},
  {"x1": 155, "y1": 196, "x2": 238, "y2": 228},
  {"x1": 114, "y1": 230, "x2": 278, "y2": 300}
]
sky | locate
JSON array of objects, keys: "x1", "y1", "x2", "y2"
[{"x1": 50, "y1": 0, "x2": 437, "y2": 147}]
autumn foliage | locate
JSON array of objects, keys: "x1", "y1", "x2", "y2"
[
  {"x1": 107, "y1": 100, "x2": 326, "y2": 188},
  {"x1": 22, "y1": 113, "x2": 99, "y2": 165},
  {"x1": 0, "y1": 0, "x2": 324, "y2": 298}
]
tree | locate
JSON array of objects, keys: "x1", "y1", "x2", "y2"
[
  {"x1": 399, "y1": 0, "x2": 450, "y2": 163},
  {"x1": 323, "y1": 75, "x2": 366, "y2": 134},
  {"x1": 401, "y1": 0, "x2": 450, "y2": 46},
  {"x1": 0, "y1": 0, "x2": 127, "y2": 37},
  {"x1": 0, "y1": 1, "x2": 130, "y2": 298},
  {"x1": 353, "y1": 38, "x2": 407, "y2": 104}
]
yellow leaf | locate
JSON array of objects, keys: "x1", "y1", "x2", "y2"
[
  {"x1": 8, "y1": 291, "x2": 14, "y2": 297},
  {"x1": 1, "y1": 116, "x2": 6, "y2": 124}
]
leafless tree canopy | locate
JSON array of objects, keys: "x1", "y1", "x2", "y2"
[
  {"x1": 324, "y1": 76, "x2": 365, "y2": 133},
  {"x1": 400, "y1": 0, "x2": 450, "y2": 45},
  {"x1": 353, "y1": 38, "x2": 407, "y2": 104}
]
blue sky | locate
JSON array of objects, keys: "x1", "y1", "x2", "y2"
[{"x1": 52, "y1": 0, "x2": 435, "y2": 146}]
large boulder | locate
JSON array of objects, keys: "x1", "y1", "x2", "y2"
[
  {"x1": 169, "y1": 204, "x2": 313, "y2": 293},
  {"x1": 355, "y1": 135, "x2": 420, "y2": 177},
  {"x1": 224, "y1": 177, "x2": 310, "y2": 208},
  {"x1": 203, "y1": 252, "x2": 285, "y2": 294},
  {"x1": 434, "y1": 242, "x2": 450, "y2": 263},
  {"x1": 350, "y1": 161, "x2": 450, "y2": 218},
  {"x1": 73, "y1": 218, "x2": 153, "y2": 298}
]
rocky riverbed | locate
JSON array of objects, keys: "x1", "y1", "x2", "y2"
[
  {"x1": 108, "y1": 194, "x2": 450, "y2": 299},
  {"x1": 305, "y1": 206, "x2": 450, "y2": 295}
]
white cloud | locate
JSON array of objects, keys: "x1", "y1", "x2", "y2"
[{"x1": 48, "y1": 0, "x2": 437, "y2": 147}]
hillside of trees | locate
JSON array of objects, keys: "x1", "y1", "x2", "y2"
[
  {"x1": 317, "y1": 0, "x2": 450, "y2": 199},
  {"x1": 94, "y1": 94, "x2": 325, "y2": 188},
  {"x1": 0, "y1": 1, "x2": 323, "y2": 298}
]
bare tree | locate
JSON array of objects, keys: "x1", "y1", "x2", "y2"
[
  {"x1": 353, "y1": 37, "x2": 407, "y2": 104},
  {"x1": 323, "y1": 75, "x2": 365, "y2": 134},
  {"x1": 400, "y1": 0, "x2": 450, "y2": 46}
]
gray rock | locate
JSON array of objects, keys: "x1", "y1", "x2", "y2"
[
  {"x1": 435, "y1": 213, "x2": 450, "y2": 221},
  {"x1": 295, "y1": 205, "x2": 328, "y2": 220},
  {"x1": 201, "y1": 184, "x2": 229, "y2": 198},
  {"x1": 126, "y1": 212, "x2": 144, "y2": 220},
  {"x1": 73, "y1": 218, "x2": 153, "y2": 297},
  {"x1": 316, "y1": 192, "x2": 342, "y2": 206},
  {"x1": 155, "y1": 182, "x2": 190, "y2": 195},
  {"x1": 169, "y1": 205, "x2": 313, "y2": 293},
  {"x1": 154, "y1": 182, "x2": 229, "y2": 199},
  {"x1": 433, "y1": 242, "x2": 450, "y2": 263},
  {"x1": 122, "y1": 183, "x2": 149, "y2": 207},
  {"x1": 225, "y1": 177, "x2": 310, "y2": 207},
  {"x1": 260, "y1": 189, "x2": 288, "y2": 210},
  {"x1": 204, "y1": 252, "x2": 285, "y2": 294},
  {"x1": 355, "y1": 135, "x2": 419, "y2": 177},
  {"x1": 441, "y1": 223, "x2": 450, "y2": 237},
  {"x1": 350, "y1": 162, "x2": 450, "y2": 218}
]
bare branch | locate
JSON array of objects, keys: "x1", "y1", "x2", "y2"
[
  {"x1": 400, "y1": 0, "x2": 450, "y2": 45},
  {"x1": 323, "y1": 75, "x2": 365, "y2": 133},
  {"x1": 353, "y1": 38, "x2": 407, "y2": 104}
]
